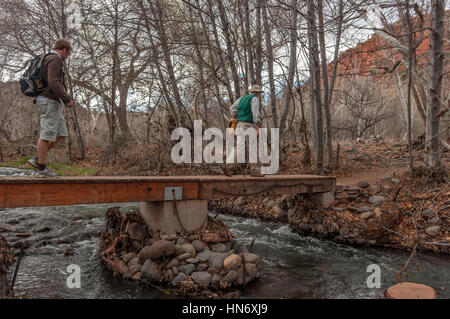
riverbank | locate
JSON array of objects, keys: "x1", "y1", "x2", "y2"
[{"x1": 210, "y1": 169, "x2": 449, "y2": 255}]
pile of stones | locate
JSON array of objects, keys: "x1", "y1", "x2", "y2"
[{"x1": 99, "y1": 208, "x2": 261, "y2": 293}]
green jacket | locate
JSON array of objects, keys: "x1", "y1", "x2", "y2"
[{"x1": 237, "y1": 94, "x2": 255, "y2": 123}]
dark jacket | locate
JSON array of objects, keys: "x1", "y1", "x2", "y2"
[{"x1": 40, "y1": 54, "x2": 72, "y2": 104}]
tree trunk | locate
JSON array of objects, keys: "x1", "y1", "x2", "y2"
[
  {"x1": 307, "y1": 0, "x2": 324, "y2": 174},
  {"x1": 207, "y1": 0, "x2": 234, "y2": 103},
  {"x1": 255, "y1": 0, "x2": 263, "y2": 85},
  {"x1": 425, "y1": 0, "x2": 444, "y2": 168},
  {"x1": 215, "y1": 0, "x2": 241, "y2": 99},
  {"x1": 405, "y1": 0, "x2": 414, "y2": 177},
  {"x1": 262, "y1": 0, "x2": 278, "y2": 128},
  {"x1": 317, "y1": 0, "x2": 333, "y2": 169},
  {"x1": 151, "y1": 0, "x2": 191, "y2": 128},
  {"x1": 279, "y1": 0, "x2": 297, "y2": 135},
  {"x1": 196, "y1": 0, "x2": 228, "y2": 129},
  {"x1": 244, "y1": 0, "x2": 255, "y2": 85}
]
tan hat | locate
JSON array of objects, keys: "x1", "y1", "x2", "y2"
[{"x1": 248, "y1": 85, "x2": 264, "y2": 93}]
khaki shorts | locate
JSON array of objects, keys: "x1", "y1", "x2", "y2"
[{"x1": 37, "y1": 99, "x2": 68, "y2": 142}]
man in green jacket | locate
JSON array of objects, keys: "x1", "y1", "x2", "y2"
[{"x1": 223, "y1": 85, "x2": 264, "y2": 177}]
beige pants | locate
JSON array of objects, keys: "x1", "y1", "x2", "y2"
[{"x1": 223, "y1": 121, "x2": 259, "y2": 174}]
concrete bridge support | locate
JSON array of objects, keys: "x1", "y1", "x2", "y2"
[{"x1": 140, "y1": 200, "x2": 209, "y2": 235}]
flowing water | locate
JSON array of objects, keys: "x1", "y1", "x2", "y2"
[{"x1": 1, "y1": 167, "x2": 449, "y2": 299}]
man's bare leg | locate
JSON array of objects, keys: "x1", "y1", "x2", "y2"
[{"x1": 37, "y1": 136, "x2": 65, "y2": 165}]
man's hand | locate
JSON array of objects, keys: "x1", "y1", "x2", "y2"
[{"x1": 66, "y1": 100, "x2": 74, "y2": 108}]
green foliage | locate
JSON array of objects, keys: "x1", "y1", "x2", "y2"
[
  {"x1": 48, "y1": 163, "x2": 98, "y2": 176},
  {"x1": 0, "y1": 157, "x2": 29, "y2": 168},
  {"x1": 0, "y1": 157, "x2": 98, "y2": 176}
]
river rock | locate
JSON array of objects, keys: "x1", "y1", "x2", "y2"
[
  {"x1": 224, "y1": 254, "x2": 242, "y2": 271},
  {"x1": 369, "y1": 195, "x2": 387, "y2": 205},
  {"x1": 172, "y1": 273, "x2": 187, "y2": 286},
  {"x1": 380, "y1": 176, "x2": 393, "y2": 183},
  {"x1": 223, "y1": 270, "x2": 238, "y2": 284},
  {"x1": 425, "y1": 226, "x2": 441, "y2": 236},
  {"x1": 211, "y1": 274, "x2": 221, "y2": 290},
  {"x1": 224, "y1": 241, "x2": 235, "y2": 251},
  {"x1": 197, "y1": 250, "x2": 213, "y2": 262},
  {"x1": 139, "y1": 240, "x2": 175, "y2": 263},
  {"x1": 182, "y1": 243, "x2": 196, "y2": 257},
  {"x1": 356, "y1": 181, "x2": 370, "y2": 189},
  {"x1": 360, "y1": 211, "x2": 374, "y2": 220},
  {"x1": 357, "y1": 206, "x2": 372, "y2": 213},
  {"x1": 124, "y1": 264, "x2": 141, "y2": 279},
  {"x1": 192, "y1": 240, "x2": 207, "y2": 252},
  {"x1": 185, "y1": 258, "x2": 199, "y2": 264},
  {"x1": 208, "y1": 252, "x2": 227, "y2": 270},
  {"x1": 243, "y1": 253, "x2": 260, "y2": 264},
  {"x1": 141, "y1": 260, "x2": 162, "y2": 282},
  {"x1": 196, "y1": 263, "x2": 208, "y2": 271},
  {"x1": 374, "y1": 207, "x2": 382, "y2": 218},
  {"x1": 235, "y1": 196, "x2": 248, "y2": 206},
  {"x1": 210, "y1": 243, "x2": 226, "y2": 253},
  {"x1": 174, "y1": 244, "x2": 185, "y2": 256},
  {"x1": 421, "y1": 209, "x2": 435, "y2": 217},
  {"x1": 166, "y1": 258, "x2": 179, "y2": 269},
  {"x1": 176, "y1": 238, "x2": 187, "y2": 245},
  {"x1": 391, "y1": 178, "x2": 400, "y2": 184},
  {"x1": 132, "y1": 272, "x2": 140, "y2": 280},
  {"x1": 236, "y1": 267, "x2": 244, "y2": 285},
  {"x1": 172, "y1": 266, "x2": 178, "y2": 275},
  {"x1": 127, "y1": 223, "x2": 147, "y2": 241},
  {"x1": 430, "y1": 216, "x2": 440, "y2": 224},
  {"x1": 178, "y1": 264, "x2": 195, "y2": 275},
  {"x1": 385, "y1": 282, "x2": 436, "y2": 299},
  {"x1": 166, "y1": 269, "x2": 174, "y2": 281},
  {"x1": 191, "y1": 271, "x2": 212, "y2": 287},
  {"x1": 128, "y1": 257, "x2": 140, "y2": 267},
  {"x1": 122, "y1": 252, "x2": 136, "y2": 264},
  {"x1": 177, "y1": 253, "x2": 192, "y2": 261},
  {"x1": 244, "y1": 263, "x2": 259, "y2": 283},
  {"x1": 273, "y1": 206, "x2": 285, "y2": 217},
  {"x1": 188, "y1": 235, "x2": 198, "y2": 241}
]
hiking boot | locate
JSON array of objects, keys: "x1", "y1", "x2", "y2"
[
  {"x1": 27, "y1": 156, "x2": 39, "y2": 169},
  {"x1": 34, "y1": 168, "x2": 59, "y2": 177},
  {"x1": 250, "y1": 171, "x2": 265, "y2": 177}
]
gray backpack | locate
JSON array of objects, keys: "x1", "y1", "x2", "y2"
[{"x1": 19, "y1": 52, "x2": 56, "y2": 97}]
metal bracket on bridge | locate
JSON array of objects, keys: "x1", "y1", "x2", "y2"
[{"x1": 164, "y1": 187, "x2": 183, "y2": 201}]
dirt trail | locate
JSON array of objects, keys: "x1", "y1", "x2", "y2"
[{"x1": 337, "y1": 166, "x2": 408, "y2": 186}]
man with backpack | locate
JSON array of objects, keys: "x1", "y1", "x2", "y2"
[{"x1": 26, "y1": 39, "x2": 74, "y2": 177}]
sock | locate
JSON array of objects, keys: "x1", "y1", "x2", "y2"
[{"x1": 38, "y1": 164, "x2": 46, "y2": 171}]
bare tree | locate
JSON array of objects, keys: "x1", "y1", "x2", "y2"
[
  {"x1": 425, "y1": 0, "x2": 445, "y2": 168},
  {"x1": 307, "y1": 0, "x2": 324, "y2": 174}
]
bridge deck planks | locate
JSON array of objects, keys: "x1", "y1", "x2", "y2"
[{"x1": 0, "y1": 175, "x2": 335, "y2": 208}]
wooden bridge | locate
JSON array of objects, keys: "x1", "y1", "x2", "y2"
[{"x1": 0, "y1": 175, "x2": 335, "y2": 234}]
